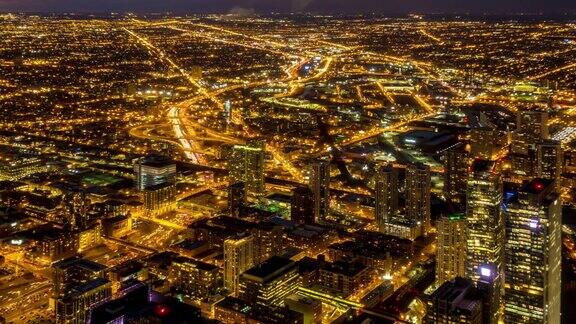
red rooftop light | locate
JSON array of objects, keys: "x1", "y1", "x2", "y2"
[
  {"x1": 533, "y1": 181, "x2": 544, "y2": 191},
  {"x1": 154, "y1": 305, "x2": 171, "y2": 317}
]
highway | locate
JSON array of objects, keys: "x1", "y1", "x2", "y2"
[{"x1": 126, "y1": 20, "x2": 442, "y2": 185}]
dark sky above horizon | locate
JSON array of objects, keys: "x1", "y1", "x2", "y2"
[{"x1": 0, "y1": 0, "x2": 574, "y2": 14}]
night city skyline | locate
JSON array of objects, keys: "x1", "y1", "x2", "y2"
[
  {"x1": 0, "y1": 1, "x2": 575, "y2": 324},
  {"x1": 1, "y1": 0, "x2": 576, "y2": 14}
]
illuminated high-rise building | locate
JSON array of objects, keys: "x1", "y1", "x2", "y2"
[
  {"x1": 477, "y1": 263, "x2": 502, "y2": 324},
  {"x1": 444, "y1": 146, "x2": 470, "y2": 207},
  {"x1": 375, "y1": 163, "x2": 399, "y2": 232},
  {"x1": 252, "y1": 223, "x2": 283, "y2": 264},
  {"x1": 536, "y1": 140, "x2": 563, "y2": 182},
  {"x1": 291, "y1": 186, "x2": 315, "y2": 225},
  {"x1": 229, "y1": 141, "x2": 265, "y2": 195},
  {"x1": 436, "y1": 214, "x2": 467, "y2": 285},
  {"x1": 228, "y1": 182, "x2": 246, "y2": 218},
  {"x1": 465, "y1": 160, "x2": 505, "y2": 288},
  {"x1": 134, "y1": 154, "x2": 176, "y2": 190},
  {"x1": 503, "y1": 179, "x2": 561, "y2": 324},
  {"x1": 224, "y1": 235, "x2": 255, "y2": 296},
  {"x1": 511, "y1": 109, "x2": 549, "y2": 155},
  {"x1": 405, "y1": 163, "x2": 431, "y2": 234},
  {"x1": 309, "y1": 159, "x2": 330, "y2": 223}
]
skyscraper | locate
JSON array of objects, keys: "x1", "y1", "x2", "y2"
[
  {"x1": 224, "y1": 235, "x2": 255, "y2": 296},
  {"x1": 134, "y1": 154, "x2": 177, "y2": 190},
  {"x1": 405, "y1": 163, "x2": 431, "y2": 234},
  {"x1": 375, "y1": 163, "x2": 399, "y2": 232},
  {"x1": 511, "y1": 109, "x2": 549, "y2": 155},
  {"x1": 476, "y1": 263, "x2": 502, "y2": 324},
  {"x1": 503, "y1": 179, "x2": 561, "y2": 323},
  {"x1": 309, "y1": 159, "x2": 330, "y2": 223},
  {"x1": 444, "y1": 146, "x2": 470, "y2": 207},
  {"x1": 536, "y1": 139, "x2": 563, "y2": 182},
  {"x1": 465, "y1": 160, "x2": 505, "y2": 288},
  {"x1": 291, "y1": 186, "x2": 315, "y2": 225},
  {"x1": 228, "y1": 182, "x2": 246, "y2": 218},
  {"x1": 229, "y1": 141, "x2": 265, "y2": 195},
  {"x1": 436, "y1": 214, "x2": 467, "y2": 285}
]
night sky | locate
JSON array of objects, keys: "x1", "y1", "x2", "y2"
[{"x1": 0, "y1": 0, "x2": 574, "y2": 14}]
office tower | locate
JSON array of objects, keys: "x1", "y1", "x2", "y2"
[
  {"x1": 142, "y1": 183, "x2": 177, "y2": 217},
  {"x1": 424, "y1": 277, "x2": 483, "y2": 324},
  {"x1": 504, "y1": 179, "x2": 561, "y2": 323},
  {"x1": 537, "y1": 140, "x2": 563, "y2": 182},
  {"x1": 465, "y1": 160, "x2": 505, "y2": 287},
  {"x1": 169, "y1": 256, "x2": 222, "y2": 300},
  {"x1": 511, "y1": 109, "x2": 549, "y2": 155},
  {"x1": 229, "y1": 142, "x2": 265, "y2": 195},
  {"x1": 476, "y1": 263, "x2": 502, "y2": 324},
  {"x1": 228, "y1": 182, "x2": 246, "y2": 218},
  {"x1": 444, "y1": 146, "x2": 470, "y2": 207},
  {"x1": 375, "y1": 163, "x2": 399, "y2": 232},
  {"x1": 134, "y1": 154, "x2": 177, "y2": 190},
  {"x1": 224, "y1": 235, "x2": 255, "y2": 296},
  {"x1": 52, "y1": 257, "x2": 111, "y2": 324},
  {"x1": 286, "y1": 295, "x2": 322, "y2": 324},
  {"x1": 405, "y1": 163, "x2": 431, "y2": 234},
  {"x1": 238, "y1": 256, "x2": 301, "y2": 307},
  {"x1": 252, "y1": 222, "x2": 283, "y2": 264},
  {"x1": 309, "y1": 159, "x2": 330, "y2": 223},
  {"x1": 436, "y1": 214, "x2": 467, "y2": 285},
  {"x1": 291, "y1": 186, "x2": 315, "y2": 225}
]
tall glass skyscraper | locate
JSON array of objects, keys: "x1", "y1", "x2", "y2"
[
  {"x1": 436, "y1": 214, "x2": 467, "y2": 285},
  {"x1": 375, "y1": 163, "x2": 398, "y2": 232},
  {"x1": 504, "y1": 178, "x2": 561, "y2": 323},
  {"x1": 465, "y1": 160, "x2": 505, "y2": 302},
  {"x1": 405, "y1": 163, "x2": 431, "y2": 234},
  {"x1": 229, "y1": 141, "x2": 265, "y2": 195},
  {"x1": 309, "y1": 159, "x2": 330, "y2": 223}
]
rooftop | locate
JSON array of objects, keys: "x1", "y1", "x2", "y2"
[{"x1": 242, "y1": 256, "x2": 296, "y2": 284}]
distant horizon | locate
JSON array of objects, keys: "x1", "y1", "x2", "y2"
[{"x1": 0, "y1": 0, "x2": 575, "y2": 15}]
